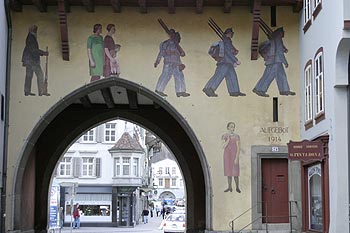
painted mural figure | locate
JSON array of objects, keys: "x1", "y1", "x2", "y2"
[
  {"x1": 222, "y1": 122, "x2": 241, "y2": 193},
  {"x1": 87, "y1": 24, "x2": 104, "y2": 82},
  {"x1": 154, "y1": 19, "x2": 190, "y2": 98},
  {"x1": 21, "y1": 25, "x2": 50, "y2": 96},
  {"x1": 203, "y1": 28, "x2": 246, "y2": 97},
  {"x1": 104, "y1": 24, "x2": 120, "y2": 77},
  {"x1": 252, "y1": 27, "x2": 296, "y2": 97}
]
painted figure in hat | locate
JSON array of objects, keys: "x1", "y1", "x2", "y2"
[
  {"x1": 154, "y1": 28, "x2": 190, "y2": 98},
  {"x1": 203, "y1": 27, "x2": 246, "y2": 97},
  {"x1": 252, "y1": 27, "x2": 295, "y2": 97}
]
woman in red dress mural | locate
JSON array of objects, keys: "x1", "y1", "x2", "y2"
[{"x1": 222, "y1": 122, "x2": 241, "y2": 193}]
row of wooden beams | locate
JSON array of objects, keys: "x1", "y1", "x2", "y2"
[
  {"x1": 79, "y1": 89, "x2": 140, "y2": 110},
  {"x1": 10, "y1": 0, "x2": 303, "y2": 13},
  {"x1": 58, "y1": 0, "x2": 69, "y2": 61}
]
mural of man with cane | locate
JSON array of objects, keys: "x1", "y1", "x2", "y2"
[{"x1": 22, "y1": 25, "x2": 50, "y2": 96}]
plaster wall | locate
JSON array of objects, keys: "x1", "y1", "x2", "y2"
[
  {"x1": 8, "y1": 6, "x2": 300, "y2": 231},
  {"x1": 0, "y1": 0, "x2": 8, "y2": 189},
  {"x1": 299, "y1": 1, "x2": 350, "y2": 232}
]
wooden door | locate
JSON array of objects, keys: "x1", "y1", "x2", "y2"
[
  {"x1": 165, "y1": 178, "x2": 170, "y2": 188},
  {"x1": 262, "y1": 158, "x2": 289, "y2": 223}
]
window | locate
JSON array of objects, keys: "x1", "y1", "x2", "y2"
[
  {"x1": 308, "y1": 164, "x2": 323, "y2": 231},
  {"x1": 165, "y1": 167, "x2": 170, "y2": 175},
  {"x1": 171, "y1": 178, "x2": 177, "y2": 187},
  {"x1": 158, "y1": 167, "x2": 163, "y2": 175},
  {"x1": 58, "y1": 157, "x2": 72, "y2": 177},
  {"x1": 304, "y1": 0, "x2": 311, "y2": 25},
  {"x1": 82, "y1": 157, "x2": 95, "y2": 177},
  {"x1": 159, "y1": 178, "x2": 163, "y2": 187},
  {"x1": 312, "y1": 0, "x2": 322, "y2": 19},
  {"x1": 104, "y1": 123, "x2": 116, "y2": 142},
  {"x1": 133, "y1": 158, "x2": 139, "y2": 176},
  {"x1": 314, "y1": 51, "x2": 324, "y2": 115},
  {"x1": 114, "y1": 158, "x2": 121, "y2": 176},
  {"x1": 180, "y1": 179, "x2": 184, "y2": 187},
  {"x1": 304, "y1": 62, "x2": 313, "y2": 122},
  {"x1": 171, "y1": 167, "x2": 176, "y2": 175},
  {"x1": 82, "y1": 129, "x2": 95, "y2": 142},
  {"x1": 122, "y1": 158, "x2": 130, "y2": 176}
]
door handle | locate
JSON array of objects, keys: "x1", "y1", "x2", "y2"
[{"x1": 271, "y1": 187, "x2": 276, "y2": 194}]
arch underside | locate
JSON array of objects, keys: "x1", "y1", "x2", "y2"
[{"x1": 12, "y1": 78, "x2": 211, "y2": 232}]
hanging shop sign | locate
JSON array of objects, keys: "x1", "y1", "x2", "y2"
[{"x1": 287, "y1": 140, "x2": 324, "y2": 162}]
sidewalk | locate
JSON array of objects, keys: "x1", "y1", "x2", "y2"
[{"x1": 57, "y1": 216, "x2": 164, "y2": 233}]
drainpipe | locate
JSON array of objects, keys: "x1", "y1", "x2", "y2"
[
  {"x1": 348, "y1": 51, "x2": 350, "y2": 231},
  {"x1": 1, "y1": 1, "x2": 12, "y2": 233}
]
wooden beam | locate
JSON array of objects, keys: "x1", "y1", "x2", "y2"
[
  {"x1": 127, "y1": 90, "x2": 139, "y2": 109},
  {"x1": 251, "y1": 0, "x2": 261, "y2": 60},
  {"x1": 58, "y1": 0, "x2": 69, "y2": 61},
  {"x1": 270, "y1": 5, "x2": 276, "y2": 27},
  {"x1": 138, "y1": 0, "x2": 147, "y2": 13},
  {"x1": 293, "y1": 0, "x2": 303, "y2": 12},
  {"x1": 79, "y1": 96, "x2": 92, "y2": 108},
  {"x1": 223, "y1": 0, "x2": 232, "y2": 13},
  {"x1": 196, "y1": 0, "x2": 203, "y2": 14},
  {"x1": 10, "y1": 0, "x2": 22, "y2": 12},
  {"x1": 32, "y1": 0, "x2": 47, "y2": 12},
  {"x1": 82, "y1": 0, "x2": 94, "y2": 12},
  {"x1": 168, "y1": 0, "x2": 175, "y2": 14},
  {"x1": 101, "y1": 88, "x2": 115, "y2": 108},
  {"x1": 111, "y1": 0, "x2": 121, "y2": 13}
]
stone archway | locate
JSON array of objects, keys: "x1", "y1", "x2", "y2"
[{"x1": 10, "y1": 78, "x2": 212, "y2": 233}]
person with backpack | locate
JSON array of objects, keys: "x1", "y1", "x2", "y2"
[{"x1": 203, "y1": 28, "x2": 246, "y2": 97}]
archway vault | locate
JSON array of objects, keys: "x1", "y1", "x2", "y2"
[{"x1": 11, "y1": 77, "x2": 212, "y2": 233}]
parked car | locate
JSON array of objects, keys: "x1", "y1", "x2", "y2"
[{"x1": 162, "y1": 213, "x2": 186, "y2": 233}]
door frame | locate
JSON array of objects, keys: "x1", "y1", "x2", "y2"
[{"x1": 251, "y1": 145, "x2": 302, "y2": 231}]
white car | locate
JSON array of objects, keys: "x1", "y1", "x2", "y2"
[{"x1": 162, "y1": 213, "x2": 186, "y2": 233}]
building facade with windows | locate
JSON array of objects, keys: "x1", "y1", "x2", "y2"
[
  {"x1": 300, "y1": 0, "x2": 350, "y2": 232},
  {"x1": 152, "y1": 157, "x2": 185, "y2": 202},
  {"x1": 54, "y1": 120, "x2": 148, "y2": 227}
]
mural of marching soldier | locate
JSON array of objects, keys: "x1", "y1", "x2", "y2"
[
  {"x1": 202, "y1": 18, "x2": 246, "y2": 97},
  {"x1": 22, "y1": 25, "x2": 50, "y2": 96},
  {"x1": 154, "y1": 19, "x2": 190, "y2": 98},
  {"x1": 252, "y1": 18, "x2": 296, "y2": 97}
]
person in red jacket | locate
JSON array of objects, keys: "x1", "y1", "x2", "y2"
[{"x1": 73, "y1": 203, "x2": 80, "y2": 229}]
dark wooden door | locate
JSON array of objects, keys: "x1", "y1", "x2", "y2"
[{"x1": 262, "y1": 158, "x2": 289, "y2": 223}]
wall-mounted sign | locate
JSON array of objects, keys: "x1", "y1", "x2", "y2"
[{"x1": 287, "y1": 140, "x2": 324, "y2": 162}]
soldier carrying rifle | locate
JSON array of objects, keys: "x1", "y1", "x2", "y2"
[
  {"x1": 203, "y1": 18, "x2": 246, "y2": 97},
  {"x1": 154, "y1": 19, "x2": 190, "y2": 98},
  {"x1": 252, "y1": 18, "x2": 295, "y2": 97}
]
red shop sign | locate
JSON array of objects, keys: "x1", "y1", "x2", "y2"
[{"x1": 287, "y1": 140, "x2": 324, "y2": 162}]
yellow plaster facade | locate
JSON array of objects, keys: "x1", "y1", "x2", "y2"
[{"x1": 8, "y1": 6, "x2": 300, "y2": 231}]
